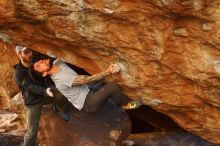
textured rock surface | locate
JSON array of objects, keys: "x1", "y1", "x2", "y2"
[
  {"x1": 0, "y1": 42, "x2": 18, "y2": 110},
  {"x1": 2, "y1": 93, "x2": 131, "y2": 146},
  {"x1": 0, "y1": 133, "x2": 24, "y2": 146},
  {"x1": 0, "y1": 0, "x2": 220, "y2": 144},
  {"x1": 38, "y1": 101, "x2": 131, "y2": 146},
  {"x1": 127, "y1": 132, "x2": 216, "y2": 146}
]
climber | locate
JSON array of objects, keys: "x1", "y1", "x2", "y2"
[
  {"x1": 28, "y1": 58, "x2": 142, "y2": 113},
  {"x1": 13, "y1": 46, "x2": 70, "y2": 146}
]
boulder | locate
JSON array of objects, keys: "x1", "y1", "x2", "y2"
[
  {"x1": 2, "y1": 98, "x2": 131, "y2": 146},
  {"x1": 38, "y1": 100, "x2": 131, "y2": 146},
  {"x1": 0, "y1": 133, "x2": 23, "y2": 146},
  {"x1": 0, "y1": 130, "x2": 25, "y2": 146},
  {"x1": 0, "y1": 110, "x2": 23, "y2": 133}
]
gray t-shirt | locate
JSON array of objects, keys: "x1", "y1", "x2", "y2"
[{"x1": 51, "y1": 59, "x2": 90, "y2": 110}]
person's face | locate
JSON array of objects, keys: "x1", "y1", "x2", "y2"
[
  {"x1": 33, "y1": 59, "x2": 51, "y2": 73},
  {"x1": 20, "y1": 49, "x2": 32, "y2": 62}
]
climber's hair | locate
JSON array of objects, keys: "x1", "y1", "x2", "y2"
[{"x1": 28, "y1": 63, "x2": 45, "y2": 82}]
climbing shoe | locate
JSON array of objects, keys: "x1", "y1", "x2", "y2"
[
  {"x1": 122, "y1": 100, "x2": 142, "y2": 110},
  {"x1": 53, "y1": 105, "x2": 70, "y2": 121}
]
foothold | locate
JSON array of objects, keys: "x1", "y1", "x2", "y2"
[
  {"x1": 174, "y1": 28, "x2": 188, "y2": 36},
  {"x1": 110, "y1": 130, "x2": 122, "y2": 141},
  {"x1": 160, "y1": 0, "x2": 174, "y2": 5},
  {"x1": 0, "y1": 32, "x2": 12, "y2": 44},
  {"x1": 104, "y1": 8, "x2": 114, "y2": 14},
  {"x1": 202, "y1": 23, "x2": 213, "y2": 31},
  {"x1": 212, "y1": 60, "x2": 220, "y2": 73},
  {"x1": 193, "y1": 0, "x2": 204, "y2": 11},
  {"x1": 142, "y1": 96, "x2": 163, "y2": 106}
]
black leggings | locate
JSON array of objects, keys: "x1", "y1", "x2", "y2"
[{"x1": 83, "y1": 82, "x2": 130, "y2": 112}]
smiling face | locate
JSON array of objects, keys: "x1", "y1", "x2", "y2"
[{"x1": 33, "y1": 59, "x2": 51, "y2": 74}]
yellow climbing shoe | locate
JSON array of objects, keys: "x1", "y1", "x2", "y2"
[{"x1": 122, "y1": 100, "x2": 142, "y2": 110}]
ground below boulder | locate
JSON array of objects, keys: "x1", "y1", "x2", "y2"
[
  {"x1": 0, "y1": 130, "x2": 24, "y2": 146},
  {"x1": 126, "y1": 132, "x2": 216, "y2": 146}
]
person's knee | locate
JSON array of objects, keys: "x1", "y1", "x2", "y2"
[
  {"x1": 84, "y1": 106, "x2": 98, "y2": 113},
  {"x1": 83, "y1": 100, "x2": 99, "y2": 113}
]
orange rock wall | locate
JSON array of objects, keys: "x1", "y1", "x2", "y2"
[
  {"x1": 0, "y1": 43, "x2": 18, "y2": 109},
  {"x1": 0, "y1": 0, "x2": 220, "y2": 144}
]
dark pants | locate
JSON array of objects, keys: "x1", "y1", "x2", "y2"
[
  {"x1": 23, "y1": 89, "x2": 68, "y2": 146},
  {"x1": 83, "y1": 82, "x2": 130, "y2": 112}
]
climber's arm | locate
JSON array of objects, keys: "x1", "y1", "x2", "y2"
[{"x1": 71, "y1": 64, "x2": 120, "y2": 86}]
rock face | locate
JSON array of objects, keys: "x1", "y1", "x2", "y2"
[
  {"x1": 0, "y1": 133, "x2": 24, "y2": 146},
  {"x1": 0, "y1": 0, "x2": 220, "y2": 145},
  {"x1": 0, "y1": 110, "x2": 23, "y2": 133},
  {"x1": 38, "y1": 101, "x2": 131, "y2": 146},
  {"x1": 0, "y1": 42, "x2": 18, "y2": 110},
  {"x1": 3, "y1": 93, "x2": 131, "y2": 146},
  {"x1": 127, "y1": 132, "x2": 216, "y2": 146}
]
